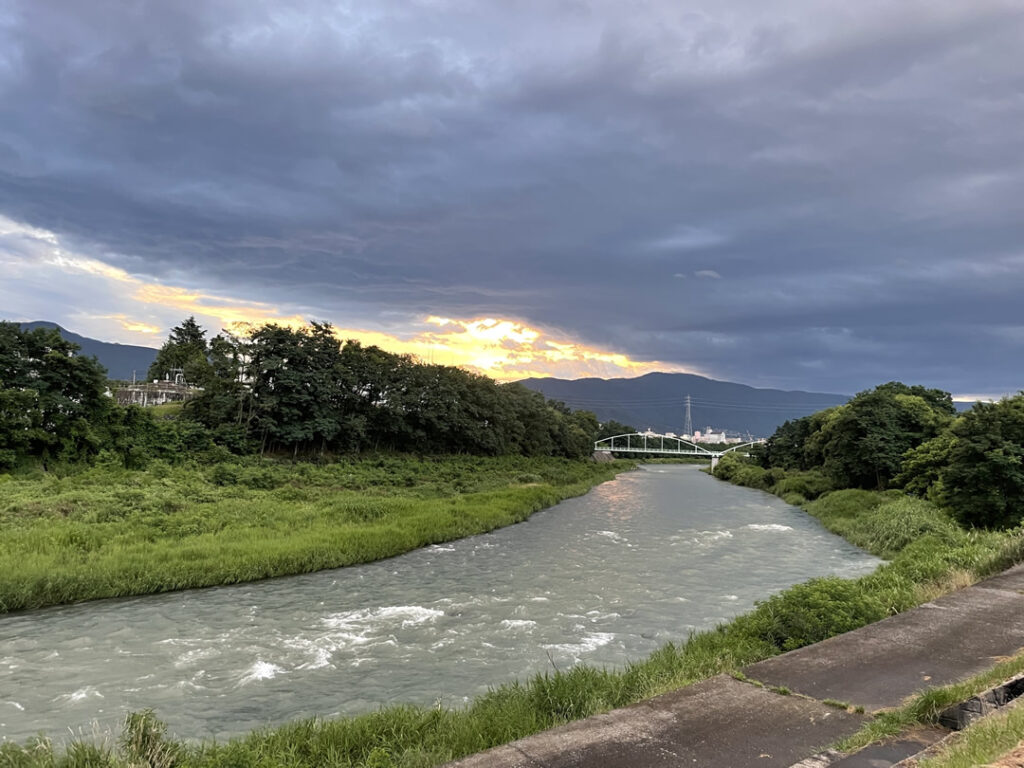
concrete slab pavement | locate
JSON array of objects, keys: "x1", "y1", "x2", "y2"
[
  {"x1": 449, "y1": 676, "x2": 865, "y2": 768},
  {"x1": 743, "y1": 567, "x2": 1024, "y2": 711},
  {"x1": 445, "y1": 564, "x2": 1024, "y2": 767}
]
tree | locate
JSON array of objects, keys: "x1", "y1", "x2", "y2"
[
  {"x1": 817, "y1": 383, "x2": 955, "y2": 490},
  {"x1": 247, "y1": 323, "x2": 343, "y2": 455},
  {"x1": 595, "y1": 420, "x2": 636, "y2": 441},
  {"x1": 940, "y1": 395, "x2": 1024, "y2": 529},
  {"x1": 0, "y1": 322, "x2": 109, "y2": 466},
  {"x1": 147, "y1": 317, "x2": 212, "y2": 385}
]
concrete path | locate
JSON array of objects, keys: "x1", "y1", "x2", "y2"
[{"x1": 447, "y1": 564, "x2": 1024, "y2": 768}]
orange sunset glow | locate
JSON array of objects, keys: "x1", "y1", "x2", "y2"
[{"x1": 1, "y1": 214, "x2": 690, "y2": 381}]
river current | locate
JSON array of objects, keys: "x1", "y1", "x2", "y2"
[{"x1": 0, "y1": 465, "x2": 879, "y2": 742}]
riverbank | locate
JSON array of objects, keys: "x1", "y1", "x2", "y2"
[
  {"x1": 0, "y1": 455, "x2": 632, "y2": 614},
  {"x1": 3, "y1": 467, "x2": 1021, "y2": 767}
]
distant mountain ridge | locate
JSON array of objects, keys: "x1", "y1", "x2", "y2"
[
  {"x1": 11, "y1": 321, "x2": 850, "y2": 433},
  {"x1": 519, "y1": 372, "x2": 851, "y2": 439},
  {"x1": 18, "y1": 321, "x2": 159, "y2": 381}
]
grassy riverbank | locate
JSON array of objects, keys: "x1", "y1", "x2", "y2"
[
  {"x1": 4, "y1": 469, "x2": 1022, "y2": 767},
  {"x1": 0, "y1": 455, "x2": 631, "y2": 614}
]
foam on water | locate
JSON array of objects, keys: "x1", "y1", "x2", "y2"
[
  {"x1": 542, "y1": 633, "x2": 617, "y2": 659},
  {"x1": 499, "y1": 620, "x2": 537, "y2": 631},
  {"x1": 240, "y1": 661, "x2": 285, "y2": 685},
  {"x1": 677, "y1": 529, "x2": 734, "y2": 547},
  {"x1": 745, "y1": 523, "x2": 794, "y2": 532},
  {"x1": 55, "y1": 686, "x2": 103, "y2": 704},
  {"x1": 322, "y1": 605, "x2": 444, "y2": 632}
]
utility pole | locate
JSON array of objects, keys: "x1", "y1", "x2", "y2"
[{"x1": 684, "y1": 394, "x2": 693, "y2": 437}]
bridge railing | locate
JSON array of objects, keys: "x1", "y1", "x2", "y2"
[
  {"x1": 593, "y1": 433, "x2": 715, "y2": 455},
  {"x1": 593, "y1": 433, "x2": 767, "y2": 457}
]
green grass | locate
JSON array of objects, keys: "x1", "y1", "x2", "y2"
[
  {"x1": 2, "y1": 462, "x2": 1023, "y2": 767},
  {"x1": 0, "y1": 455, "x2": 632, "y2": 614},
  {"x1": 833, "y1": 651, "x2": 1024, "y2": 756},
  {"x1": 917, "y1": 702, "x2": 1024, "y2": 767}
]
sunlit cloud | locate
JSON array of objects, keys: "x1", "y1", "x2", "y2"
[
  {"x1": 952, "y1": 393, "x2": 1010, "y2": 403},
  {"x1": 0, "y1": 215, "x2": 693, "y2": 381},
  {"x1": 84, "y1": 314, "x2": 162, "y2": 335},
  {"x1": 331, "y1": 316, "x2": 696, "y2": 381}
]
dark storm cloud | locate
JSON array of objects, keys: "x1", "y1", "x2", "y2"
[{"x1": 2, "y1": 0, "x2": 1024, "y2": 393}]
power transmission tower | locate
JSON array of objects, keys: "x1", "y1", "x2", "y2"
[{"x1": 684, "y1": 394, "x2": 693, "y2": 437}]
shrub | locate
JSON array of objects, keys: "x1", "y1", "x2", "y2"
[
  {"x1": 736, "y1": 577, "x2": 889, "y2": 651},
  {"x1": 209, "y1": 463, "x2": 241, "y2": 486},
  {"x1": 732, "y1": 464, "x2": 770, "y2": 489},
  {"x1": 770, "y1": 470, "x2": 833, "y2": 500}
]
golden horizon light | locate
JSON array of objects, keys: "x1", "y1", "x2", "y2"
[{"x1": 0, "y1": 214, "x2": 695, "y2": 382}]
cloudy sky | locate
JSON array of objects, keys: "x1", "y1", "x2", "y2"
[{"x1": 1, "y1": 0, "x2": 1022, "y2": 397}]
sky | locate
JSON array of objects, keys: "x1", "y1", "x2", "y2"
[{"x1": 1, "y1": 1, "x2": 1022, "y2": 398}]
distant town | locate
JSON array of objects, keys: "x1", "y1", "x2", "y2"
[{"x1": 641, "y1": 428, "x2": 754, "y2": 445}]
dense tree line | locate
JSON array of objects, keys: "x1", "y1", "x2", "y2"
[
  {"x1": 755, "y1": 381, "x2": 1024, "y2": 529},
  {"x1": 0, "y1": 319, "x2": 624, "y2": 468}
]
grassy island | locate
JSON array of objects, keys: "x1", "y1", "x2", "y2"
[{"x1": 0, "y1": 455, "x2": 631, "y2": 615}]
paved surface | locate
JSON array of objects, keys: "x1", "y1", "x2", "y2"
[
  {"x1": 446, "y1": 564, "x2": 1024, "y2": 767},
  {"x1": 449, "y1": 676, "x2": 865, "y2": 768},
  {"x1": 827, "y1": 728, "x2": 947, "y2": 768},
  {"x1": 743, "y1": 566, "x2": 1024, "y2": 711}
]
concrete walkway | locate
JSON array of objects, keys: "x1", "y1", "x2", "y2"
[{"x1": 448, "y1": 564, "x2": 1024, "y2": 768}]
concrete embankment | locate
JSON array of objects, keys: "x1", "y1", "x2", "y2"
[{"x1": 448, "y1": 564, "x2": 1024, "y2": 768}]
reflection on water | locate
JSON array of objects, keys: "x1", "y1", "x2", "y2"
[{"x1": 0, "y1": 465, "x2": 879, "y2": 742}]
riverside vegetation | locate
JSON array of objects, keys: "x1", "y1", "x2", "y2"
[
  {"x1": 3, "y1": 473, "x2": 1021, "y2": 767},
  {"x1": 0, "y1": 455, "x2": 630, "y2": 614},
  {"x1": 3, "y1": 323, "x2": 1024, "y2": 766},
  {"x1": 0, "y1": 318, "x2": 640, "y2": 612}
]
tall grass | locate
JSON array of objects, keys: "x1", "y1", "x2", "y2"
[{"x1": 0, "y1": 455, "x2": 631, "y2": 614}]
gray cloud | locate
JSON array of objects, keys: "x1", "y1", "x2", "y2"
[{"x1": 2, "y1": 0, "x2": 1023, "y2": 394}]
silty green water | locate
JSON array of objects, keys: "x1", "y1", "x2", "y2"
[{"x1": 0, "y1": 465, "x2": 879, "y2": 742}]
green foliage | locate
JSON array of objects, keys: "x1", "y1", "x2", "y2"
[
  {"x1": 177, "y1": 321, "x2": 602, "y2": 459},
  {"x1": 940, "y1": 395, "x2": 1024, "y2": 529},
  {"x1": 594, "y1": 419, "x2": 636, "y2": 440},
  {"x1": 734, "y1": 577, "x2": 889, "y2": 651},
  {"x1": 146, "y1": 316, "x2": 212, "y2": 386},
  {"x1": 757, "y1": 382, "x2": 955, "y2": 491},
  {"x1": 0, "y1": 456, "x2": 629, "y2": 613},
  {"x1": 806, "y1": 491, "x2": 963, "y2": 559},
  {"x1": 769, "y1": 469, "x2": 833, "y2": 500},
  {"x1": 3, "y1": 317, "x2": 609, "y2": 468},
  {"x1": 894, "y1": 430, "x2": 955, "y2": 499},
  {"x1": 0, "y1": 321, "x2": 110, "y2": 467},
  {"x1": 819, "y1": 383, "x2": 954, "y2": 490}
]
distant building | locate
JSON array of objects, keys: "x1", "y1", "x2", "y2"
[{"x1": 115, "y1": 380, "x2": 202, "y2": 407}]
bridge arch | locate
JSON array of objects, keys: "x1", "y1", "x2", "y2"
[
  {"x1": 593, "y1": 432, "x2": 715, "y2": 456},
  {"x1": 593, "y1": 433, "x2": 766, "y2": 460}
]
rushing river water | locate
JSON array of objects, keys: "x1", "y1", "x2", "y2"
[{"x1": 0, "y1": 465, "x2": 880, "y2": 743}]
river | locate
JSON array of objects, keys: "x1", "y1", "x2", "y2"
[{"x1": 0, "y1": 464, "x2": 879, "y2": 743}]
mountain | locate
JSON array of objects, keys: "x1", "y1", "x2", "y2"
[
  {"x1": 19, "y1": 321, "x2": 159, "y2": 381},
  {"x1": 519, "y1": 372, "x2": 850, "y2": 439}
]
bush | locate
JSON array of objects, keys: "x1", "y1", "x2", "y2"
[
  {"x1": 770, "y1": 470, "x2": 833, "y2": 500},
  {"x1": 209, "y1": 463, "x2": 241, "y2": 486},
  {"x1": 736, "y1": 577, "x2": 889, "y2": 651},
  {"x1": 942, "y1": 396, "x2": 1024, "y2": 529},
  {"x1": 731, "y1": 464, "x2": 770, "y2": 490}
]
